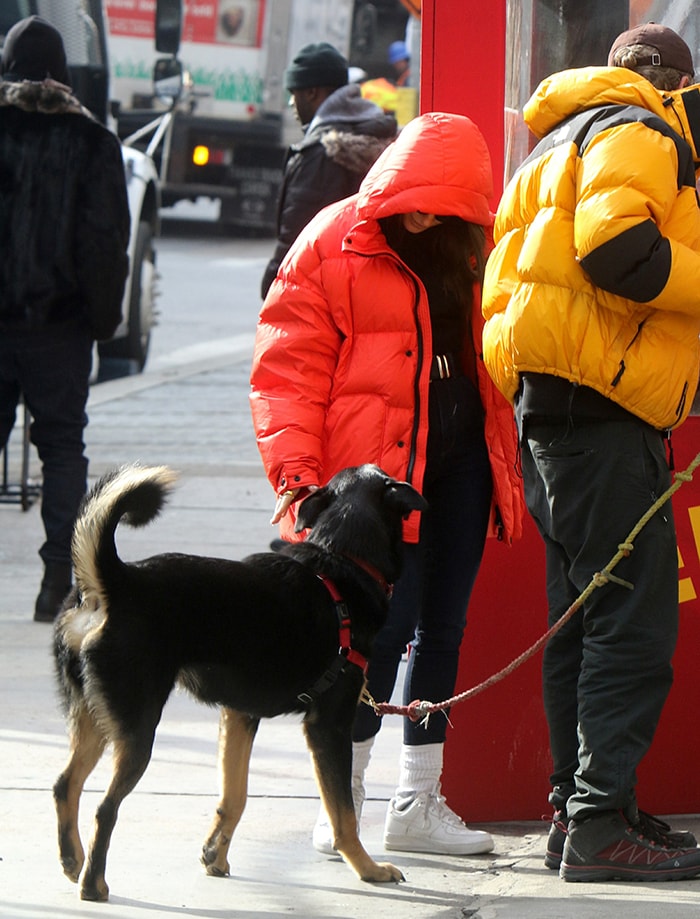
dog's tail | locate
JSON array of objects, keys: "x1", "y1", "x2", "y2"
[{"x1": 72, "y1": 464, "x2": 178, "y2": 609}]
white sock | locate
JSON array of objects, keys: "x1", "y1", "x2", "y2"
[
  {"x1": 351, "y1": 737, "x2": 373, "y2": 813},
  {"x1": 394, "y1": 742, "x2": 443, "y2": 801},
  {"x1": 352, "y1": 737, "x2": 374, "y2": 780},
  {"x1": 319, "y1": 736, "x2": 374, "y2": 822}
]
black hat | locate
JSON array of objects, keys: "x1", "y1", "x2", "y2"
[
  {"x1": 608, "y1": 22, "x2": 694, "y2": 75},
  {"x1": 0, "y1": 15, "x2": 71, "y2": 86},
  {"x1": 284, "y1": 42, "x2": 348, "y2": 92}
]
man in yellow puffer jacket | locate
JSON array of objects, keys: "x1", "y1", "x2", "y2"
[{"x1": 482, "y1": 23, "x2": 700, "y2": 882}]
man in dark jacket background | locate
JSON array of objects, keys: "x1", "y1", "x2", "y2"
[
  {"x1": 0, "y1": 16, "x2": 130, "y2": 621},
  {"x1": 260, "y1": 41, "x2": 397, "y2": 299}
]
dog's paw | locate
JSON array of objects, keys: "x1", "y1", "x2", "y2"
[
  {"x1": 201, "y1": 845, "x2": 230, "y2": 878},
  {"x1": 60, "y1": 855, "x2": 83, "y2": 884},
  {"x1": 203, "y1": 861, "x2": 230, "y2": 878},
  {"x1": 80, "y1": 879, "x2": 109, "y2": 901},
  {"x1": 360, "y1": 860, "x2": 405, "y2": 883}
]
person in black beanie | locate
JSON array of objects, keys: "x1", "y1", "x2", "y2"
[
  {"x1": 260, "y1": 41, "x2": 397, "y2": 299},
  {"x1": 0, "y1": 14, "x2": 72, "y2": 85},
  {"x1": 0, "y1": 16, "x2": 130, "y2": 622}
]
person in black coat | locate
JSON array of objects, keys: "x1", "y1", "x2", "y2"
[
  {"x1": 260, "y1": 42, "x2": 397, "y2": 299},
  {"x1": 0, "y1": 16, "x2": 130, "y2": 621}
]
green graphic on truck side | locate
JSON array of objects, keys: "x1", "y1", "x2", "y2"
[{"x1": 114, "y1": 59, "x2": 263, "y2": 103}]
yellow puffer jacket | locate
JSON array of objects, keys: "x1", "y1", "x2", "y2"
[{"x1": 482, "y1": 66, "x2": 700, "y2": 429}]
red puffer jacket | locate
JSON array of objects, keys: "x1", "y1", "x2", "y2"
[{"x1": 251, "y1": 112, "x2": 524, "y2": 544}]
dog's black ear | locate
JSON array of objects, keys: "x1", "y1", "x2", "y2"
[
  {"x1": 384, "y1": 479, "x2": 428, "y2": 518},
  {"x1": 295, "y1": 487, "x2": 333, "y2": 532}
]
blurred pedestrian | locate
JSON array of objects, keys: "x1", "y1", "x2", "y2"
[
  {"x1": 0, "y1": 16, "x2": 130, "y2": 622},
  {"x1": 260, "y1": 41, "x2": 397, "y2": 299},
  {"x1": 387, "y1": 39, "x2": 411, "y2": 86},
  {"x1": 252, "y1": 111, "x2": 523, "y2": 857}
]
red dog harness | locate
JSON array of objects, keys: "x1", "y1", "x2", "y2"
[
  {"x1": 296, "y1": 574, "x2": 369, "y2": 706},
  {"x1": 319, "y1": 575, "x2": 368, "y2": 671}
]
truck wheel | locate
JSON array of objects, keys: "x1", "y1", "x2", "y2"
[{"x1": 99, "y1": 220, "x2": 155, "y2": 371}]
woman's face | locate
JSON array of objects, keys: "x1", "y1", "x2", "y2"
[{"x1": 402, "y1": 212, "x2": 444, "y2": 234}]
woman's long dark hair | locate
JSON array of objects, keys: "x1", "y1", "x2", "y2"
[{"x1": 379, "y1": 214, "x2": 486, "y2": 306}]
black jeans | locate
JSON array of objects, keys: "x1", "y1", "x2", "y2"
[
  {"x1": 520, "y1": 417, "x2": 678, "y2": 820},
  {"x1": 353, "y1": 375, "x2": 493, "y2": 746},
  {"x1": 0, "y1": 321, "x2": 92, "y2": 566}
]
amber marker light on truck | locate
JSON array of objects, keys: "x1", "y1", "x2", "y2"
[{"x1": 192, "y1": 146, "x2": 231, "y2": 167}]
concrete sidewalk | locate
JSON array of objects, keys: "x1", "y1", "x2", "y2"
[{"x1": 2, "y1": 347, "x2": 700, "y2": 918}]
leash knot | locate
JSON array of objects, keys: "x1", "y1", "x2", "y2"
[
  {"x1": 407, "y1": 699, "x2": 431, "y2": 722},
  {"x1": 593, "y1": 568, "x2": 634, "y2": 591}
]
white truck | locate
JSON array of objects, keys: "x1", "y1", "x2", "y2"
[
  {"x1": 0, "y1": 0, "x2": 160, "y2": 372},
  {"x1": 106, "y1": 0, "x2": 409, "y2": 232}
]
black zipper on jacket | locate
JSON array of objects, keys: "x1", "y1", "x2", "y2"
[
  {"x1": 610, "y1": 320, "x2": 645, "y2": 388},
  {"x1": 406, "y1": 272, "x2": 423, "y2": 485},
  {"x1": 675, "y1": 381, "x2": 688, "y2": 424}
]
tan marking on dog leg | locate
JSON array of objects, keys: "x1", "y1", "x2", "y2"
[
  {"x1": 80, "y1": 734, "x2": 155, "y2": 901},
  {"x1": 201, "y1": 707, "x2": 259, "y2": 877},
  {"x1": 54, "y1": 706, "x2": 107, "y2": 883},
  {"x1": 307, "y1": 740, "x2": 404, "y2": 883}
]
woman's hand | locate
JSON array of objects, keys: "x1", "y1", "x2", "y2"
[{"x1": 271, "y1": 484, "x2": 319, "y2": 524}]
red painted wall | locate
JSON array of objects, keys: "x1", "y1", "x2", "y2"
[{"x1": 420, "y1": 0, "x2": 506, "y2": 198}]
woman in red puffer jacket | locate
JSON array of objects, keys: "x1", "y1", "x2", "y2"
[{"x1": 250, "y1": 111, "x2": 523, "y2": 858}]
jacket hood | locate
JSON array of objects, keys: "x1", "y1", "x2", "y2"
[
  {"x1": 320, "y1": 128, "x2": 394, "y2": 176},
  {"x1": 524, "y1": 67, "x2": 668, "y2": 137},
  {"x1": 303, "y1": 83, "x2": 397, "y2": 142},
  {"x1": 0, "y1": 78, "x2": 90, "y2": 118},
  {"x1": 355, "y1": 111, "x2": 494, "y2": 225},
  {"x1": 525, "y1": 66, "x2": 700, "y2": 162}
]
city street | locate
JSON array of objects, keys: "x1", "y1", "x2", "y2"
[{"x1": 2, "y1": 213, "x2": 700, "y2": 917}]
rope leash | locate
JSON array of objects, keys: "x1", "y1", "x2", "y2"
[{"x1": 363, "y1": 448, "x2": 700, "y2": 727}]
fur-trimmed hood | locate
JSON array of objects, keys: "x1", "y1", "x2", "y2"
[
  {"x1": 0, "y1": 77, "x2": 93, "y2": 118},
  {"x1": 319, "y1": 127, "x2": 394, "y2": 175},
  {"x1": 296, "y1": 83, "x2": 397, "y2": 174}
]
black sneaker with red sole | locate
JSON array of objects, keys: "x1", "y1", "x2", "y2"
[
  {"x1": 561, "y1": 810, "x2": 700, "y2": 882},
  {"x1": 546, "y1": 809, "x2": 697, "y2": 871}
]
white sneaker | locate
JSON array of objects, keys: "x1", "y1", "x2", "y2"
[
  {"x1": 383, "y1": 790, "x2": 494, "y2": 855},
  {"x1": 312, "y1": 779, "x2": 366, "y2": 856},
  {"x1": 312, "y1": 811, "x2": 338, "y2": 856}
]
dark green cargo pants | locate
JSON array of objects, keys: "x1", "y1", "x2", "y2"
[{"x1": 520, "y1": 417, "x2": 678, "y2": 821}]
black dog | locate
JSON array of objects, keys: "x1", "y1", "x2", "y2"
[{"x1": 52, "y1": 463, "x2": 426, "y2": 901}]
